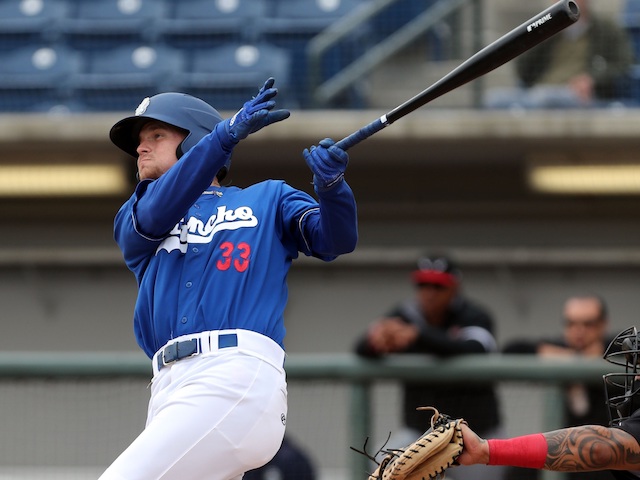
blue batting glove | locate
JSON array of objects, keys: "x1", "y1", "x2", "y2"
[
  {"x1": 303, "y1": 138, "x2": 349, "y2": 191},
  {"x1": 223, "y1": 77, "x2": 290, "y2": 143}
]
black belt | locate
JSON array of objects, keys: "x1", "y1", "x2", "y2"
[{"x1": 156, "y1": 333, "x2": 238, "y2": 372}]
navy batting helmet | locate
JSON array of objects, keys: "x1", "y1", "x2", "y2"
[{"x1": 109, "y1": 92, "x2": 230, "y2": 180}]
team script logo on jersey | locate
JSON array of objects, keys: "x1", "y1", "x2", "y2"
[{"x1": 157, "y1": 205, "x2": 258, "y2": 254}]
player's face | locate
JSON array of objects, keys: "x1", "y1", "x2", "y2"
[{"x1": 136, "y1": 121, "x2": 187, "y2": 180}]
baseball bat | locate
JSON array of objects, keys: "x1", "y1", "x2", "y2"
[{"x1": 335, "y1": 0, "x2": 580, "y2": 151}]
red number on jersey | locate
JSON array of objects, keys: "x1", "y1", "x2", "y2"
[
  {"x1": 216, "y1": 241, "x2": 234, "y2": 271},
  {"x1": 216, "y1": 242, "x2": 251, "y2": 272}
]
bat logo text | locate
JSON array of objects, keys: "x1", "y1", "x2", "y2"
[{"x1": 527, "y1": 13, "x2": 552, "y2": 32}]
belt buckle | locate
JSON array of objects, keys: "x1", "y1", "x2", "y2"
[
  {"x1": 161, "y1": 342, "x2": 177, "y2": 367},
  {"x1": 161, "y1": 338, "x2": 200, "y2": 368}
]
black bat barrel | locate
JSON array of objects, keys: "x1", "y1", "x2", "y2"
[
  {"x1": 336, "y1": 0, "x2": 580, "y2": 151},
  {"x1": 386, "y1": 0, "x2": 580, "y2": 124}
]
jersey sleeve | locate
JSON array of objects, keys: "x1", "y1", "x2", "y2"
[{"x1": 288, "y1": 179, "x2": 358, "y2": 261}]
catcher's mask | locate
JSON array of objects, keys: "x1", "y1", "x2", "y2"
[
  {"x1": 603, "y1": 326, "x2": 640, "y2": 426},
  {"x1": 109, "y1": 92, "x2": 229, "y2": 181}
]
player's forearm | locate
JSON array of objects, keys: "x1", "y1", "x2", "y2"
[
  {"x1": 544, "y1": 426, "x2": 640, "y2": 471},
  {"x1": 312, "y1": 180, "x2": 358, "y2": 256},
  {"x1": 482, "y1": 425, "x2": 640, "y2": 472},
  {"x1": 412, "y1": 328, "x2": 488, "y2": 356}
]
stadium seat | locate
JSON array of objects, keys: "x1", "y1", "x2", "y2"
[
  {"x1": 173, "y1": 42, "x2": 292, "y2": 111},
  {"x1": 369, "y1": 0, "x2": 449, "y2": 61},
  {"x1": 0, "y1": 0, "x2": 69, "y2": 49},
  {"x1": 59, "y1": 0, "x2": 165, "y2": 50},
  {"x1": 620, "y1": 64, "x2": 640, "y2": 106},
  {"x1": 27, "y1": 99, "x2": 91, "y2": 115},
  {"x1": 622, "y1": 0, "x2": 640, "y2": 27},
  {"x1": 262, "y1": 0, "x2": 370, "y2": 107},
  {"x1": 158, "y1": 0, "x2": 269, "y2": 48},
  {"x1": 263, "y1": 0, "x2": 366, "y2": 34},
  {"x1": 71, "y1": 43, "x2": 186, "y2": 111},
  {"x1": 622, "y1": 0, "x2": 640, "y2": 62},
  {"x1": 0, "y1": 43, "x2": 81, "y2": 112}
]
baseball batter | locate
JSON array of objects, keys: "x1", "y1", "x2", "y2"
[{"x1": 101, "y1": 78, "x2": 358, "y2": 480}]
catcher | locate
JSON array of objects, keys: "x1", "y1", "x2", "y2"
[
  {"x1": 354, "y1": 407, "x2": 466, "y2": 480},
  {"x1": 457, "y1": 326, "x2": 640, "y2": 480}
]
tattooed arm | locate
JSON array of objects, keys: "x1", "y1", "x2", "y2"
[
  {"x1": 458, "y1": 423, "x2": 640, "y2": 471},
  {"x1": 544, "y1": 425, "x2": 640, "y2": 471}
]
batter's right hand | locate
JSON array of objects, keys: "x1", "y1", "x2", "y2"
[
  {"x1": 303, "y1": 138, "x2": 349, "y2": 191},
  {"x1": 223, "y1": 77, "x2": 290, "y2": 144}
]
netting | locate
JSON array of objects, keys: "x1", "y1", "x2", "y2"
[{"x1": 0, "y1": 375, "x2": 570, "y2": 480}]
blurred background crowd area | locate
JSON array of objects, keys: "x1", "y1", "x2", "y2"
[
  {"x1": 2, "y1": 0, "x2": 640, "y2": 113},
  {"x1": 1, "y1": 0, "x2": 640, "y2": 358}
]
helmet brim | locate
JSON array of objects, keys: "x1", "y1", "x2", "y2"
[{"x1": 109, "y1": 116, "x2": 153, "y2": 159}]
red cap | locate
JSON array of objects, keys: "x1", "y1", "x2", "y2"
[
  {"x1": 411, "y1": 269, "x2": 459, "y2": 287},
  {"x1": 411, "y1": 256, "x2": 461, "y2": 287}
]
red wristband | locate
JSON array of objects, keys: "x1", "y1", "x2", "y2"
[{"x1": 487, "y1": 433, "x2": 547, "y2": 469}]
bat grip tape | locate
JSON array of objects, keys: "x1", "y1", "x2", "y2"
[{"x1": 336, "y1": 116, "x2": 388, "y2": 151}]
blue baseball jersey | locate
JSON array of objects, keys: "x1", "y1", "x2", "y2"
[{"x1": 114, "y1": 129, "x2": 358, "y2": 358}]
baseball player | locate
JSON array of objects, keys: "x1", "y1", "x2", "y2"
[
  {"x1": 457, "y1": 325, "x2": 640, "y2": 479},
  {"x1": 101, "y1": 77, "x2": 358, "y2": 480}
]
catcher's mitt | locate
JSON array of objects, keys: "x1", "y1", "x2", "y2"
[{"x1": 353, "y1": 406, "x2": 465, "y2": 480}]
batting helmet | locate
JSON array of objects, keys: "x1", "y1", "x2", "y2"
[
  {"x1": 603, "y1": 326, "x2": 640, "y2": 426},
  {"x1": 109, "y1": 92, "x2": 230, "y2": 180}
]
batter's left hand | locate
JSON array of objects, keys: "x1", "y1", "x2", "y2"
[
  {"x1": 303, "y1": 138, "x2": 349, "y2": 191},
  {"x1": 224, "y1": 77, "x2": 290, "y2": 143}
]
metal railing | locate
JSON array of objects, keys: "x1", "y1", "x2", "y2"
[
  {"x1": 0, "y1": 352, "x2": 619, "y2": 480},
  {"x1": 307, "y1": 0, "x2": 482, "y2": 107}
]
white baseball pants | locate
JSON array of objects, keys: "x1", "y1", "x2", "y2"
[{"x1": 99, "y1": 330, "x2": 288, "y2": 480}]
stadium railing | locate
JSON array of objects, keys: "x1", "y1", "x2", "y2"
[{"x1": 0, "y1": 352, "x2": 617, "y2": 480}]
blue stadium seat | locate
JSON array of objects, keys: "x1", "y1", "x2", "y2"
[
  {"x1": 0, "y1": 43, "x2": 81, "y2": 112},
  {"x1": 263, "y1": 0, "x2": 366, "y2": 34},
  {"x1": 27, "y1": 99, "x2": 91, "y2": 115},
  {"x1": 71, "y1": 43, "x2": 185, "y2": 111},
  {"x1": 173, "y1": 42, "x2": 292, "y2": 111},
  {"x1": 622, "y1": 0, "x2": 640, "y2": 27},
  {"x1": 621, "y1": 63, "x2": 640, "y2": 106},
  {"x1": 0, "y1": 0, "x2": 69, "y2": 49},
  {"x1": 158, "y1": 0, "x2": 268, "y2": 48},
  {"x1": 622, "y1": 0, "x2": 640, "y2": 61},
  {"x1": 262, "y1": 0, "x2": 370, "y2": 107},
  {"x1": 369, "y1": 0, "x2": 448, "y2": 60},
  {"x1": 59, "y1": 0, "x2": 165, "y2": 50}
]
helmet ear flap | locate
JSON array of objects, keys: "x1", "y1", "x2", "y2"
[
  {"x1": 216, "y1": 157, "x2": 232, "y2": 183},
  {"x1": 216, "y1": 166, "x2": 228, "y2": 182},
  {"x1": 175, "y1": 128, "x2": 192, "y2": 159}
]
